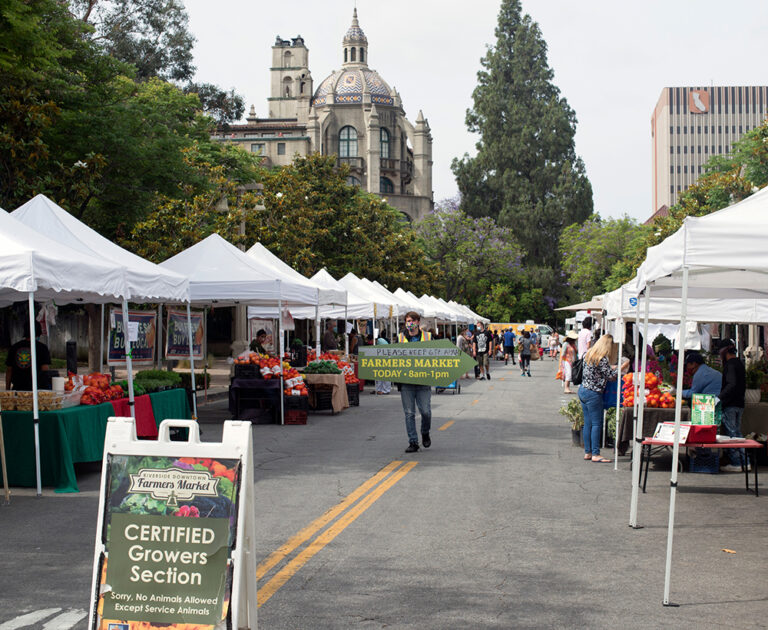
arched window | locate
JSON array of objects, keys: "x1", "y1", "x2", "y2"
[
  {"x1": 344, "y1": 48, "x2": 348, "y2": 63},
  {"x1": 380, "y1": 128, "x2": 390, "y2": 159},
  {"x1": 351, "y1": 47, "x2": 356, "y2": 62},
  {"x1": 283, "y1": 76, "x2": 293, "y2": 97},
  {"x1": 339, "y1": 126, "x2": 358, "y2": 158},
  {"x1": 360, "y1": 48, "x2": 365, "y2": 63},
  {"x1": 380, "y1": 177, "x2": 394, "y2": 193},
  {"x1": 346, "y1": 176, "x2": 361, "y2": 187},
  {"x1": 283, "y1": 50, "x2": 292, "y2": 68}
]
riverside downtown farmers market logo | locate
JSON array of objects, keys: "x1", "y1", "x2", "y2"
[
  {"x1": 358, "y1": 339, "x2": 476, "y2": 386},
  {"x1": 95, "y1": 455, "x2": 240, "y2": 629}
]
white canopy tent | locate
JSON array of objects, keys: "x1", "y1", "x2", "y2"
[
  {"x1": 626, "y1": 185, "x2": 768, "y2": 605},
  {"x1": 11, "y1": 194, "x2": 195, "y2": 420},
  {"x1": 0, "y1": 208, "x2": 130, "y2": 499},
  {"x1": 161, "y1": 234, "x2": 320, "y2": 424},
  {"x1": 338, "y1": 273, "x2": 396, "y2": 320},
  {"x1": 244, "y1": 242, "x2": 347, "y2": 355}
]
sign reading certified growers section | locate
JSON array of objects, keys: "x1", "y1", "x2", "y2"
[
  {"x1": 358, "y1": 339, "x2": 476, "y2": 386},
  {"x1": 97, "y1": 454, "x2": 240, "y2": 628}
]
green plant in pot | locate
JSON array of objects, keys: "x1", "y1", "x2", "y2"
[
  {"x1": 559, "y1": 398, "x2": 584, "y2": 446},
  {"x1": 745, "y1": 365, "x2": 766, "y2": 404}
]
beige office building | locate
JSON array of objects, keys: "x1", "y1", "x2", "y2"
[{"x1": 651, "y1": 85, "x2": 768, "y2": 212}]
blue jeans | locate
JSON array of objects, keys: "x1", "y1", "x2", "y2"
[
  {"x1": 579, "y1": 386, "x2": 604, "y2": 456},
  {"x1": 721, "y1": 406, "x2": 745, "y2": 466},
  {"x1": 400, "y1": 384, "x2": 432, "y2": 444}
]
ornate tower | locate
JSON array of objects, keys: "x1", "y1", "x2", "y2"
[
  {"x1": 268, "y1": 35, "x2": 312, "y2": 119},
  {"x1": 342, "y1": 8, "x2": 368, "y2": 68}
]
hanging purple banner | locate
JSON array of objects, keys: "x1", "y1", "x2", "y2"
[
  {"x1": 165, "y1": 309, "x2": 205, "y2": 360},
  {"x1": 108, "y1": 309, "x2": 156, "y2": 366}
]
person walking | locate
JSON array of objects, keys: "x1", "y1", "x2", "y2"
[
  {"x1": 718, "y1": 342, "x2": 747, "y2": 472},
  {"x1": 578, "y1": 334, "x2": 629, "y2": 463},
  {"x1": 503, "y1": 328, "x2": 516, "y2": 365},
  {"x1": 549, "y1": 331, "x2": 560, "y2": 359},
  {"x1": 397, "y1": 311, "x2": 432, "y2": 453},
  {"x1": 473, "y1": 322, "x2": 493, "y2": 380},
  {"x1": 518, "y1": 330, "x2": 533, "y2": 377},
  {"x1": 457, "y1": 328, "x2": 473, "y2": 379},
  {"x1": 374, "y1": 337, "x2": 391, "y2": 395},
  {"x1": 578, "y1": 316, "x2": 593, "y2": 358},
  {"x1": 561, "y1": 331, "x2": 578, "y2": 393}
]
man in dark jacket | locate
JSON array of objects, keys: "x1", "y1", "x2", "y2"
[{"x1": 719, "y1": 342, "x2": 747, "y2": 472}]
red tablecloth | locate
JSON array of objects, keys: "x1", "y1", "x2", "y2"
[{"x1": 110, "y1": 394, "x2": 157, "y2": 438}]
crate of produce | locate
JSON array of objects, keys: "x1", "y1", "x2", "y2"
[
  {"x1": 0, "y1": 391, "x2": 16, "y2": 411},
  {"x1": 284, "y1": 395, "x2": 309, "y2": 411},
  {"x1": 346, "y1": 383, "x2": 360, "y2": 406},
  {"x1": 284, "y1": 409, "x2": 308, "y2": 425},
  {"x1": 689, "y1": 447, "x2": 720, "y2": 473},
  {"x1": 234, "y1": 364, "x2": 260, "y2": 379}
]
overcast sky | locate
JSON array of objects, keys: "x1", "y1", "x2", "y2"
[{"x1": 183, "y1": 0, "x2": 768, "y2": 222}]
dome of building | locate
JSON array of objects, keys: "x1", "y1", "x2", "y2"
[{"x1": 312, "y1": 68, "x2": 395, "y2": 106}]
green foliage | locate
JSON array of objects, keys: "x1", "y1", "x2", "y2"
[
  {"x1": 745, "y1": 365, "x2": 766, "y2": 389},
  {"x1": 184, "y1": 82, "x2": 245, "y2": 124},
  {"x1": 559, "y1": 397, "x2": 583, "y2": 430},
  {"x1": 475, "y1": 282, "x2": 549, "y2": 324},
  {"x1": 246, "y1": 154, "x2": 436, "y2": 295},
  {"x1": 560, "y1": 214, "x2": 646, "y2": 299},
  {"x1": 452, "y1": 0, "x2": 593, "y2": 281},
  {"x1": 135, "y1": 369, "x2": 182, "y2": 385},
  {"x1": 417, "y1": 196, "x2": 522, "y2": 305}
]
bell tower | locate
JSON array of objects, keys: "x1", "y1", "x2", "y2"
[{"x1": 269, "y1": 35, "x2": 312, "y2": 119}]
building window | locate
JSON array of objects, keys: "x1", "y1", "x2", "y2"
[
  {"x1": 339, "y1": 126, "x2": 358, "y2": 157},
  {"x1": 697, "y1": 145, "x2": 701, "y2": 154},
  {"x1": 684, "y1": 146, "x2": 687, "y2": 154},
  {"x1": 670, "y1": 146, "x2": 674, "y2": 154},
  {"x1": 670, "y1": 166, "x2": 674, "y2": 174},
  {"x1": 670, "y1": 126, "x2": 673, "y2": 135},
  {"x1": 718, "y1": 145, "x2": 722, "y2": 153},
  {"x1": 380, "y1": 176, "x2": 394, "y2": 193},
  {"x1": 677, "y1": 165, "x2": 681, "y2": 174},
  {"x1": 698, "y1": 166, "x2": 702, "y2": 173},
  {"x1": 250, "y1": 143, "x2": 265, "y2": 154},
  {"x1": 704, "y1": 126, "x2": 708, "y2": 135},
  {"x1": 697, "y1": 126, "x2": 701, "y2": 134},
  {"x1": 344, "y1": 48, "x2": 348, "y2": 63},
  {"x1": 277, "y1": 143, "x2": 286, "y2": 155},
  {"x1": 676, "y1": 126, "x2": 680, "y2": 135},
  {"x1": 683, "y1": 165, "x2": 687, "y2": 174},
  {"x1": 704, "y1": 146, "x2": 709, "y2": 154},
  {"x1": 683, "y1": 126, "x2": 687, "y2": 134},
  {"x1": 380, "y1": 128, "x2": 390, "y2": 159},
  {"x1": 677, "y1": 146, "x2": 680, "y2": 154},
  {"x1": 670, "y1": 185, "x2": 674, "y2": 194},
  {"x1": 718, "y1": 125, "x2": 722, "y2": 134},
  {"x1": 283, "y1": 50, "x2": 292, "y2": 68},
  {"x1": 346, "y1": 176, "x2": 360, "y2": 187},
  {"x1": 732, "y1": 125, "x2": 736, "y2": 134},
  {"x1": 283, "y1": 76, "x2": 293, "y2": 97},
  {"x1": 360, "y1": 48, "x2": 365, "y2": 63},
  {"x1": 351, "y1": 47, "x2": 356, "y2": 62}
]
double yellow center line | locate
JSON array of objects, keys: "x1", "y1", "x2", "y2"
[{"x1": 256, "y1": 460, "x2": 417, "y2": 606}]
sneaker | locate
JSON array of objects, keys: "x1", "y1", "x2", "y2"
[
  {"x1": 479, "y1": 375, "x2": 486, "y2": 380},
  {"x1": 527, "y1": 371, "x2": 532, "y2": 377},
  {"x1": 405, "y1": 442, "x2": 419, "y2": 453},
  {"x1": 422, "y1": 433, "x2": 431, "y2": 448},
  {"x1": 722, "y1": 464, "x2": 750, "y2": 472},
  {"x1": 487, "y1": 373, "x2": 491, "y2": 380}
]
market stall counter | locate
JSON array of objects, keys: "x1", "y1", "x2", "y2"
[
  {"x1": 303, "y1": 373, "x2": 349, "y2": 413},
  {"x1": 0, "y1": 388, "x2": 190, "y2": 492},
  {"x1": 617, "y1": 406, "x2": 691, "y2": 456}
]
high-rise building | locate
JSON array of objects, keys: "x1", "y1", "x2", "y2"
[
  {"x1": 215, "y1": 9, "x2": 433, "y2": 222},
  {"x1": 651, "y1": 85, "x2": 768, "y2": 212}
]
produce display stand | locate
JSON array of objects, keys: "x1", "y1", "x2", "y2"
[
  {"x1": 228, "y1": 377, "x2": 281, "y2": 423},
  {"x1": 0, "y1": 388, "x2": 189, "y2": 492},
  {"x1": 303, "y1": 373, "x2": 349, "y2": 413}
]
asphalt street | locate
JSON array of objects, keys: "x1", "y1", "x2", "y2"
[{"x1": 1, "y1": 356, "x2": 768, "y2": 629}]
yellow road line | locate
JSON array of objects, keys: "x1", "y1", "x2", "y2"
[
  {"x1": 471, "y1": 399, "x2": 479, "y2": 405},
  {"x1": 499, "y1": 377, "x2": 505, "y2": 381},
  {"x1": 438, "y1": 420, "x2": 454, "y2": 431},
  {"x1": 257, "y1": 461, "x2": 418, "y2": 606},
  {"x1": 256, "y1": 460, "x2": 403, "y2": 580}
]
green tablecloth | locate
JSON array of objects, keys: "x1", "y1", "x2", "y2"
[{"x1": 0, "y1": 388, "x2": 190, "y2": 493}]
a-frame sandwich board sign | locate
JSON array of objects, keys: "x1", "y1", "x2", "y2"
[{"x1": 88, "y1": 417, "x2": 257, "y2": 629}]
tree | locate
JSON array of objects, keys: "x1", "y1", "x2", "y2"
[
  {"x1": 70, "y1": 0, "x2": 196, "y2": 82},
  {"x1": 451, "y1": 0, "x2": 592, "y2": 279},
  {"x1": 560, "y1": 215, "x2": 646, "y2": 300},
  {"x1": 476, "y1": 282, "x2": 550, "y2": 324},
  {"x1": 184, "y1": 82, "x2": 245, "y2": 125},
  {"x1": 418, "y1": 195, "x2": 522, "y2": 306}
]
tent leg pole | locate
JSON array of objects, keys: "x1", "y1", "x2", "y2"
[
  {"x1": 344, "y1": 305, "x2": 349, "y2": 356},
  {"x1": 279, "y1": 297, "x2": 285, "y2": 426},
  {"x1": 315, "y1": 305, "x2": 321, "y2": 358},
  {"x1": 186, "y1": 303, "x2": 198, "y2": 420},
  {"x1": 99, "y1": 304, "x2": 105, "y2": 374},
  {"x1": 28, "y1": 293, "x2": 42, "y2": 497},
  {"x1": 122, "y1": 299, "x2": 136, "y2": 420},
  {"x1": 629, "y1": 287, "x2": 650, "y2": 528},
  {"x1": 663, "y1": 267, "x2": 688, "y2": 607},
  {"x1": 614, "y1": 315, "x2": 623, "y2": 471}
]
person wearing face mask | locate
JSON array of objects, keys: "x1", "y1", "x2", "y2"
[
  {"x1": 473, "y1": 322, "x2": 493, "y2": 380},
  {"x1": 397, "y1": 311, "x2": 432, "y2": 453},
  {"x1": 322, "y1": 320, "x2": 339, "y2": 352}
]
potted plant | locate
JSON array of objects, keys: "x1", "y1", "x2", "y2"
[
  {"x1": 745, "y1": 365, "x2": 765, "y2": 404},
  {"x1": 559, "y1": 398, "x2": 583, "y2": 446}
]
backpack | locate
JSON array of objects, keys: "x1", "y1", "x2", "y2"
[{"x1": 571, "y1": 358, "x2": 584, "y2": 385}]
